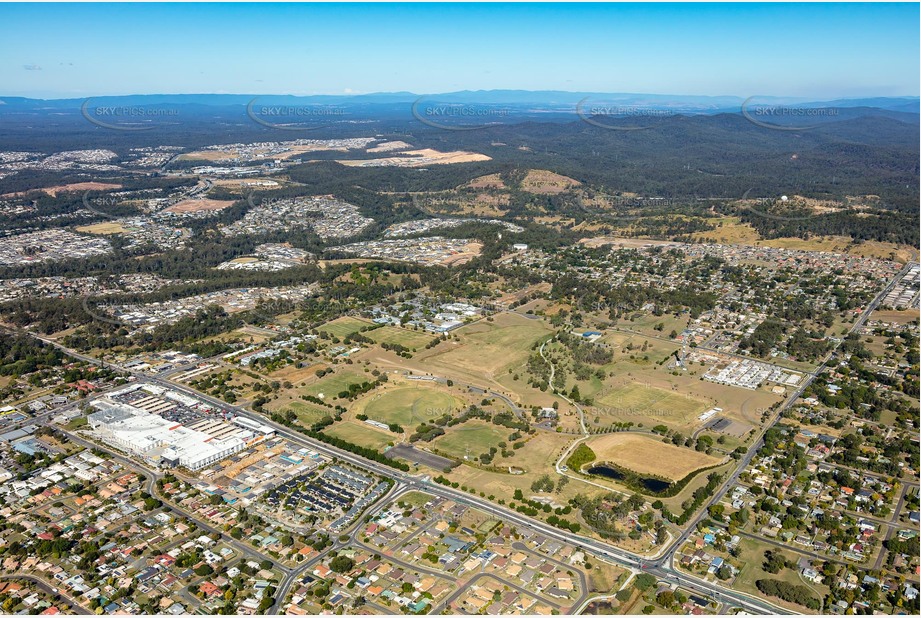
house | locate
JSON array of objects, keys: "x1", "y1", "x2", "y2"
[
  {"x1": 198, "y1": 582, "x2": 221, "y2": 598},
  {"x1": 802, "y1": 568, "x2": 822, "y2": 584}
]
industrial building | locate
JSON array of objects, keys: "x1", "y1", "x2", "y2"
[{"x1": 88, "y1": 399, "x2": 248, "y2": 471}]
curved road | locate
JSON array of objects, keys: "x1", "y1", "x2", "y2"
[{"x1": 29, "y1": 263, "x2": 910, "y2": 616}]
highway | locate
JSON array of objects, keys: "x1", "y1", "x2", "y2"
[
  {"x1": 14, "y1": 263, "x2": 911, "y2": 615},
  {"x1": 18, "y1": 329, "x2": 797, "y2": 614}
]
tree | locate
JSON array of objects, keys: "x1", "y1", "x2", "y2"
[
  {"x1": 656, "y1": 590, "x2": 675, "y2": 608},
  {"x1": 763, "y1": 550, "x2": 787, "y2": 574},
  {"x1": 194, "y1": 564, "x2": 214, "y2": 577},
  {"x1": 330, "y1": 555, "x2": 355, "y2": 573},
  {"x1": 635, "y1": 573, "x2": 657, "y2": 591}
]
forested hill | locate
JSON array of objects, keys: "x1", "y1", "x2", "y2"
[{"x1": 0, "y1": 96, "x2": 917, "y2": 210}]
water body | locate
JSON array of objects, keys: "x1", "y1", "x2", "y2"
[{"x1": 587, "y1": 464, "x2": 672, "y2": 494}]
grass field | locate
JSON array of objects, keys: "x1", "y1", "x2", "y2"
[
  {"x1": 421, "y1": 312, "x2": 551, "y2": 380},
  {"x1": 585, "y1": 433, "x2": 722, "y2": 481},
  {"x1": 595, "y1": 382, "x2": 707, "y2": 424},
  {"x1": 322, "y1": 420, "x2": 395, "y2": 450},
  {"x1": 76, "y1": 221, "x2": 128, "y2": 235},
  {"x1": 317, "y1": 316, "x2": 374, "y2": 339},
  {"x1": 267, "y1": 362, "x2": 322, "y2": 385},
  {"x1": 361, "y1": 386, "x2": 460, "y2": 427},
  {"x1": 363, "y1": 326, "x2": 435, "y2": 349},
  {"x1": 302, "y1": 369, "x2": 370, "y2": 400},
  {"x1": 282, "y1": 400, "x2": 331, "y2": 426},
  {"x1": 433, "y1": 421, "x2": 507, "y2": 459},
  {"x1": 395, "y1": 491, "x2": 435, "y2": 508},
  {"x1": 731, "y1": 537, "x2": 829, "y2": 611}
]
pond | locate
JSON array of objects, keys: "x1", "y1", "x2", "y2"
[{"x1": 587, "y1": 464, "x2": 672, "y2": 494}]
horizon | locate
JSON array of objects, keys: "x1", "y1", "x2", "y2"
[
  {"x1": 4, "y1": 89, "x2": 921, "y2": 102},
  {"x1": 1, "y1": 2, "x2": 918, "y2": 99}
]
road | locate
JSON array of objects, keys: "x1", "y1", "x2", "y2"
[
  {"x1": 17, "y1": 263, "x2": 910, "y2": 615},
  {"x1": 0, "y1": 574, "x2": 91, "y2": 615},
  {"x1": 539, "y1": 337, "x2": 586, "y2": 434},
  {"x1": 25, "y1": 331, "x2": 794, "y2": 614},
  {"x1": 62, "y1": 430, "x2": 294, "y2": 575},
  {"x1": 431, "y1": 571, "x2": 564, "y2": 614},
  {"x1": 660, "y1": 261, "x2": 914, "y2": 568}
]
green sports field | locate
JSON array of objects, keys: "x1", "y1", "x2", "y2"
[
  {"x1": 364, "y1": 326, "x2": 435, "y2": 349},
  {"x1": 322, "y1": 421, "x2": 395, "y2": 450},
  {"x1": 433, "y1": 421, "x2": 506, "y2": 458},
  {"x1": 317, "y1": 316, "x2": 373, "y2": 339},
  {"x1": 362, "y1": 386, "x2": 460, "y2": 427}
]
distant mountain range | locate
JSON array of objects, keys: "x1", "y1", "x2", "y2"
[{"x1": 1, "y1": 90, "x2": 918, "y2": 115}]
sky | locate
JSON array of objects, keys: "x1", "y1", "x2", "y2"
[{"x1": 1, "y1": 2, "x2": 918, "y2": 99}]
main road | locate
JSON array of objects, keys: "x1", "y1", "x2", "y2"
[{"x1": 19, "y1": 264, "x2": 910, "y2": 614}]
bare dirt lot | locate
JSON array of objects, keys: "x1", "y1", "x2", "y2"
[
  {"x1": 163, "y1": 197, "x2": 236, "y2": 214},
  {"x1": 437, "y1": 242, "x2": 484, "y2": 266},
  {"x1": 337, "y1": 149, "x2": 491, "y2": 167},
  {"x1": 520, "y1": 169, "x2": 581, "y2": 194},
  {"x1": 3, "y1": 181, "x2": 123, "y2": 198},
  {"x1": 75, "y1": 221, "x2": 129, "y2": 235},
  {"x1": 367, "y1": 140, "x2": 412, "y2": 153},
  {"x1": 585, "y1": 433, "x2": 723, "y2": 481},
  {"x1": 463, "y1": 173, "x2": 507, "y2": 190}
]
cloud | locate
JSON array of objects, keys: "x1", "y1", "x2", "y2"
[{"x1": 23, "y1": 64, "x2": 42, "y2": 71}]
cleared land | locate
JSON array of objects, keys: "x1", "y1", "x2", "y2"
[
  {"x1": 463, "y1": 173, "x2": 507, "y2": 190},
  {"x1": 433, "y1": 421, "x2": 507, "y2": 459},
  {"x1": 337, "y1": 149, "x2": 491, "y2": 167},
  {"x1": 367, "y1": 141, "x2": 411, "y2": 153},
  {"x1": 420, "y1": 312, "x2": 552, "y2": 382},
  {"x1": 316, "y1": 316, "x2": 374, "y2": 339},
  {"x1": 3, "y1": 181, "x2": 123, "y2": 198},
  {"x1": 690, "y1": 218, "x2": 917, "y2": 264},
  {"x1": 76, "y1": 221, "x2": 129, "y2": 235},
  {"x1": 520, "y1": 169, "x2": 581, "y2": 194},
  {"x1": 322, "y1": 420, "x2": 395, "y2": 450},
  {"x1": 870, "y1": 309, "x2": 919, "y2": 325},
  {"x1": 163, "y1": 197, "x2": 236, "y2": 214},
  {"x1": 360, "y1": 386, "x2": 460, "y2": 427},
  {"x1": 278, "y1": 400, "x2": 330, "y2": 426},
  {"x1": 182, "y1": 143, "x2": 349, "y2": 161},
  {"x1": 363, "y1": 326, "x2": 435, "y2": 349},
  {"x1": 595, "y1": 382, "x2": 707, "y2": 423},
  {"x1": 730, "y1": 537, "x2": 830, "y2": 612},
  {"x1": 584, "y1": 433, "x2": 722, "y2": 481},
  {"x1": 302, "y1": 369, "x2": 370, "y2": 400},
  {"x1": 436, "y1": 241, "x2": 484, "y2": 266}
]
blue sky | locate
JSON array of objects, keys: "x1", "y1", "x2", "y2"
[{"x1": 1, "y1": 2, "x2": 918, "y2": 99}]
